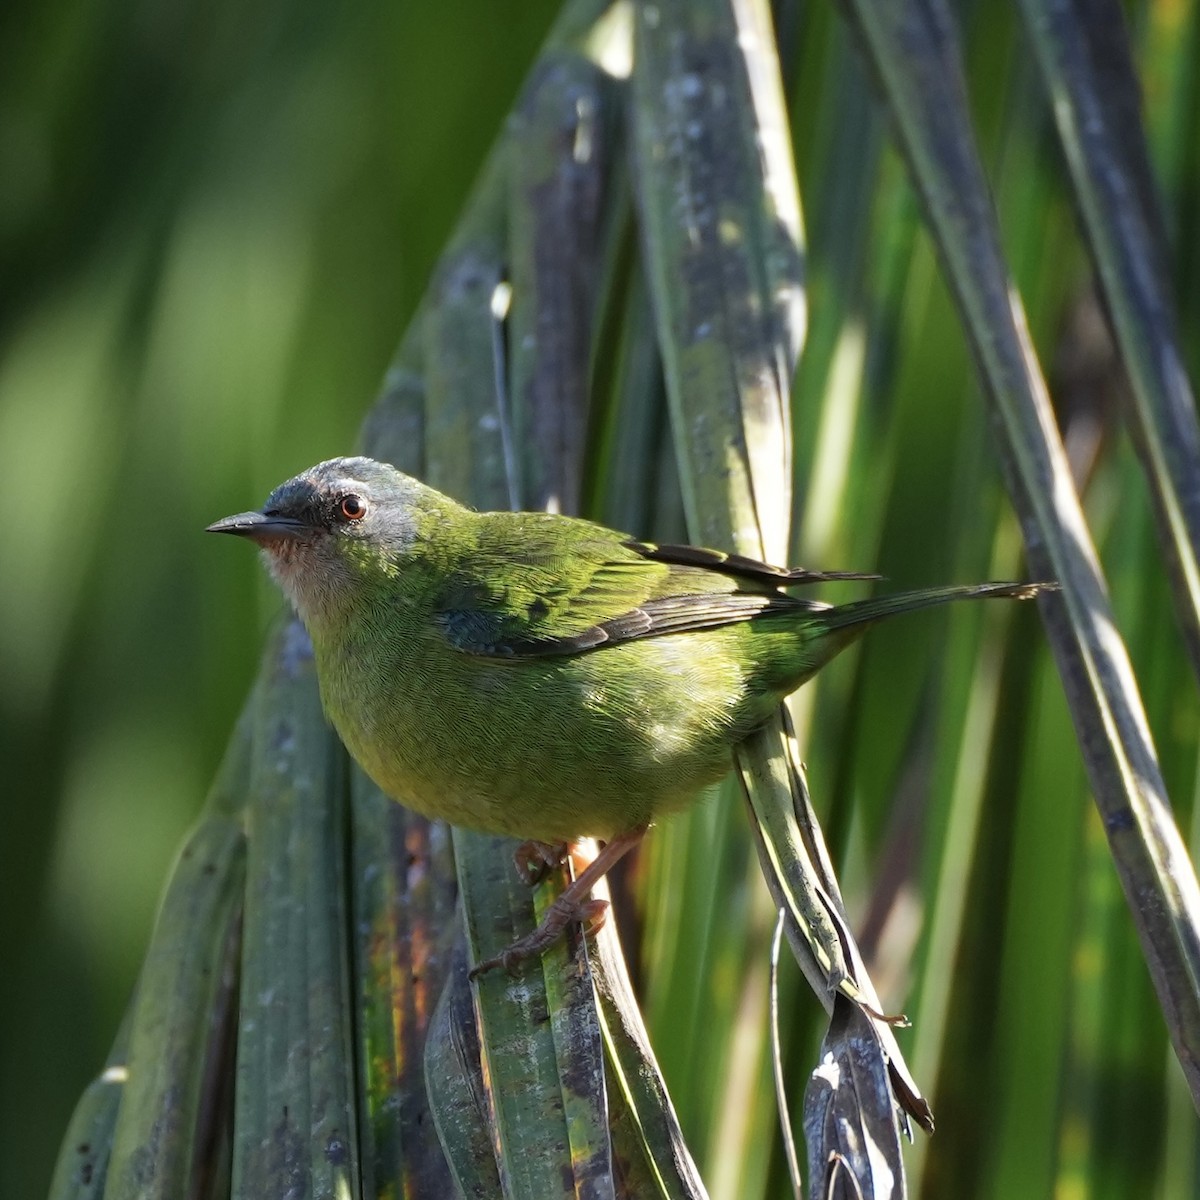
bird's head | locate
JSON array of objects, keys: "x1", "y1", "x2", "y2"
[{"x1": 208, "y1": 457, "x2": 437, "y2": 628}]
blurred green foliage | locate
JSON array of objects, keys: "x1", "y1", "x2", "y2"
[{"x1": 0, "y1": 5, "x2": 560, "y2": 1195}]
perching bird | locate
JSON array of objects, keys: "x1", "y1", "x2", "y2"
[{"x1": 209, "y1": 456, "x2": 1049, "y2": 974}]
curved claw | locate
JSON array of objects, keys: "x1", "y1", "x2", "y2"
[
  {"x1": 471, "y1": 825, "x2": 647, "y2": 979},
  {"x1": 467, "y1": 897, "x2": 609, "y2": 979},
  {"x1": 512, "y1": 839, "x2": 569, "y2": 884}
]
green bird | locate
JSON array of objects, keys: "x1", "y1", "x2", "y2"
[{"x1": 210, "y1": 456, "x2": 1049, "y2": 974}]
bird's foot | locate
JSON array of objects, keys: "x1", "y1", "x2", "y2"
[
  {"x1": 469, "y1": 823, "x2": 648, "y2": 980},
  {"x1": 512, "y1": 839, "x2": 569, "y2": 885},
  {"x1": 468, "y1": 896, "x2": 610, "y2": 978}
]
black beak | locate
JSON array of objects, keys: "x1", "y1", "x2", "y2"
[{"x1": 206, "y1": 511, "x2": 310, "y2": 543}]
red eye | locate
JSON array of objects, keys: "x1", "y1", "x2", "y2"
[{"x1": 340, "y1": 494, "x2": 367, "y2": 520}]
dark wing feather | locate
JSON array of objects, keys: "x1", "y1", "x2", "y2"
[
  {"x1": 431, "y1": 515, "x2": 833, "y2": 660},
  {"x1": 495, "y1": 591, "x2": 821, "y2": 657},
  {"x1": 624, "y1": 540, "x2": 880, "y2": 586}
]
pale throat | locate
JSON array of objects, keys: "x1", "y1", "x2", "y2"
[{"x1": 261, "y1": 541, "x2": 362, "y2": 634}]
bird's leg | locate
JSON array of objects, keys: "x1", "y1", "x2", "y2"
[
  {"x1": 512, "y1": 839, "x2": 569, "y2": 885},
  {"x1": 469, "y1": 824, "x2": 648, "y2": 979}
]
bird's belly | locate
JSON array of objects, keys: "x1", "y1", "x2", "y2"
[{"x1": 318, "y1": 630, "x2": 761, "y2": 844}]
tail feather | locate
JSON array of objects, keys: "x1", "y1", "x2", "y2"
[{"x1": 821, "y1": 580, "x2": 1055, "y2": 632}]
